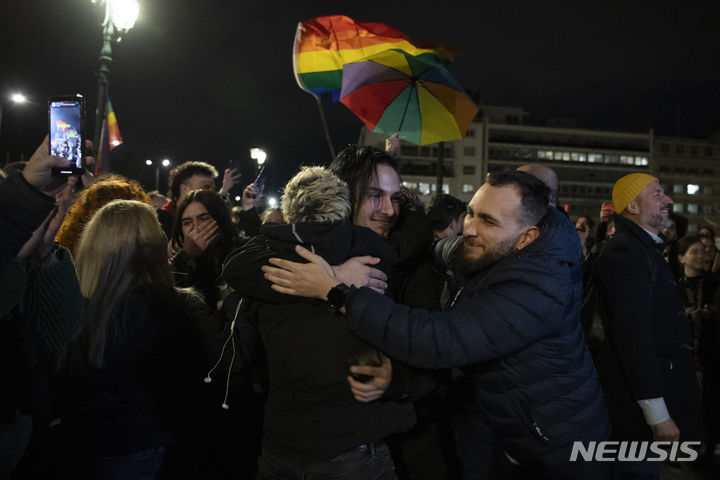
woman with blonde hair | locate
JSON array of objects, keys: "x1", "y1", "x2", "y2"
[{"x1": 58, "y1": 199, "x2": 202, "y2": 479}]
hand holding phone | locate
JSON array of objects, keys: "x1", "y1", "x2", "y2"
[{"x1": 48, "y1": 94, "x2": 86, "y2": 175}]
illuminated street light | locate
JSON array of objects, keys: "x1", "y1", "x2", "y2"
[
  {"x1": 250, "y1": 147, "x2": 267, "y2": 167},
  {"x1": 108, "y1": 0, "x2": 139, "y2": 32},
  {"x1": 0, "y1": 92, "x2": 31, "y2": 161},
  {"x1": 146, "y1": 157, "x2": 171, "y2": 190},
  {"x1": 92, "y1": 0, "x2": 139, "y2": 149},
  {"x1": 234, "y1": 195, "x2": 242, "y2": 202},
  {"x1": 268, "y1": 197, "x2": 278, "y2": 208}
]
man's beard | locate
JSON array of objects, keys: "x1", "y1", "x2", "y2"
[
  {"x1": 648, "y1": 208, "x2": 672, "y2": 231},
  {"x1": 458, "y1": 238, "x2": 516, "y2": 276}
]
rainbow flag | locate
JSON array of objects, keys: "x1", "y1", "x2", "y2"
[
  {"x1": 293, "y1": 15, "x2": 452, "y2": 101},
  {"x1": 106, "y1": 100, "x2": 123, "y2": 148},
  {"x1": 95, "y1": 99, "x2": 123, "y2": 175},
  {"x1": 56, "y1": 120, "x2": 71, "y2": 131}
]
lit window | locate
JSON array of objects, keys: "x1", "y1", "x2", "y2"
[
  {"x1": 621, "y1": 155, "x2": 634, "y2": 165},
  {"x1": 402, "y1": 181, "x2": 418, "y2": 190},
  {"x1": 418, "y1": 183, "x2": 430, "y2": 195},
  {"x1": 463, "y1": 184, "x2": 475, "y2": 193},
  {"x1": 578, "y1": 153, "x2": 587, "y2": 162},
  {"x1": 588, "y1": 153, "x2": 603, "y2": 163},
  {"x1": 687, "y1": 184, "x2": 700, "y2": 195},
  {"x1": 554, "y1": 151, "x2": 563, "y2": 160},
  {"x1": 562, "y1": 152, "x2": 570, "y2": 161},
  {"x1": 538, "y1": 150, "x2": 553, "y2": 160},
  {"x1": 687, "y1": 204, "x2": 698, "y2": 214},
  {"x1": 673, "y1": 184, "x2": 683, "y2": 194},
  {"x1": 635, "y1": 156, "x2": 648, "y2": 166},
  {"x1": 672, "y1": 203, "x2": 683, "y2": 213},
  {"x1": 605, "y1": 154, "x2": 619, "y2": 164}
]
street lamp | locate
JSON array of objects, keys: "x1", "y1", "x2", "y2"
[
  {"x1": 250, "y1": 147, "x2": 267, "y2": 168},
  {"x1": 146, "y1": 158, "x2": 171, "y2": 190},
  {"x1": 92, "y1": 0, "x2": 139, "y2": 149},
  {"x1": 0, "y1": 93, "x2": 30, "y2": 164}
]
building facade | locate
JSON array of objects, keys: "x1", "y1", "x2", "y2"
[
  {"x1": 358, "y1": 105, "x2": 656, "y2": 220},
  {"x1": 652, "y1": 136, "x2": 720, "y2": 234}
]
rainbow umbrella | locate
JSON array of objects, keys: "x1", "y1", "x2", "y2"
[{"x1": 340, "y1": 49, "x2": 478, "y2": 145}]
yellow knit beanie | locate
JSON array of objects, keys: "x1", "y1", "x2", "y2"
[{"x1": 612, "y1": 173, "x2": 658, "y2": 214}]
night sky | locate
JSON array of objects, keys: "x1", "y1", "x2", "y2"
[{"x1": 2, "y1": 0, "x2": 719, "y2": 197}]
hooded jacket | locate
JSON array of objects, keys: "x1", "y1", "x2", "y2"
[
  {"x1": 222, "y1": 220, "x2": 431, "y2": 461},
  {"x1": 342, "y1": 207, "x2": 610, "y2": 467}
]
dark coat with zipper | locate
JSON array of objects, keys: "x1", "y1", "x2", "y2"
[
  {"x1": 342, "y1": 207, "x2": 610, "y2": 467},
  {"x1": 593, "y1": 213, "x2": 701, "y2": 441},
  {"x1": 222, "y1": 220, "x2": 437, "y2": 461}
]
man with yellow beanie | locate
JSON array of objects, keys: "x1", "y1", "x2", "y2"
[{"x1": 592, "y1": 173, "x2": 701, "y2": 477}]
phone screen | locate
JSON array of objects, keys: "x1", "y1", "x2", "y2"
[
  {"x1": 49, "y1": 96, "x2": 85, "y2": 172},
  {"x1": 253, "y1": 165, "x2": 267, "y2": 192}
]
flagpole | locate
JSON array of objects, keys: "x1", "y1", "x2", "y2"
[{"x1": 315, "y1": 96, "x2": 336, "y2": 162}]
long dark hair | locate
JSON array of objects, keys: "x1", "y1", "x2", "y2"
[
  {"x1": 329, "y1": 145, "x2": 399, "y2": 217},
  {"x1": 170, "y1": 189, "x2": 235, "y2": 257}
]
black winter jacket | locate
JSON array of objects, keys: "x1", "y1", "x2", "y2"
[
  {"x1": 342, "y1": 207, "x2": 610, "y2": 467},
  {"x1": 223, "y1": 220, "x2": 435, "y2": 461},
  {"x1": 58, "y1": 287, "x2": 205, "y2": 457}
]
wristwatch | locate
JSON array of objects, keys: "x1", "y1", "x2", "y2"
[{"x1": 327, "y1": 284, "x2": 353, "y2": 315}]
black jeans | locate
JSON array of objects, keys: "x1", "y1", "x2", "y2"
[{"x1": 257, "y1": 442, "x2": 397, "y2": 480}]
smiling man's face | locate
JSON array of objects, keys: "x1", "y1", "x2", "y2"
[{"x1": 631, "y1": 180, "x2": 673, "y2": 234}]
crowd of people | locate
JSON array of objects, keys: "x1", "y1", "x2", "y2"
[{"x1": 1, "y1": 132, "x2": 719, "y2": 480}]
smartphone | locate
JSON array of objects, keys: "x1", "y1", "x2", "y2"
[
  {"x1": 228, "y1": 158, "x2": 242, "y2": 171},
  {"x1": 48, "y1": 94, "x2": 85, "y2": 174},
  {"x1": 253, "y1": 165, "x2": 267, "y2": 195}
]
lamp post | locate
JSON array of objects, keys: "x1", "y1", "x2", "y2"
[
  {"x1": 0, "y1": 93, "x2": 28, "y2": 163},
  {"x1": 92, "y1": 0, "x2": 139, "y2": 149},
  {"x1": 146, "y1": 158, "x2": 170, "y2": 191}
]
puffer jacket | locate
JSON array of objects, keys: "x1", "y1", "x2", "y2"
[
  {"x1": 222, "y1": 220, "x2": 435, "y2": 461},
  {"x1": 343, "y1": 207, "x2": 610, "y2": 466}
]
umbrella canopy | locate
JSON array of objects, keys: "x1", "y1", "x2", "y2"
[{"x1": 340, "y1": 49, "x2": 478, "y2": 145}]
